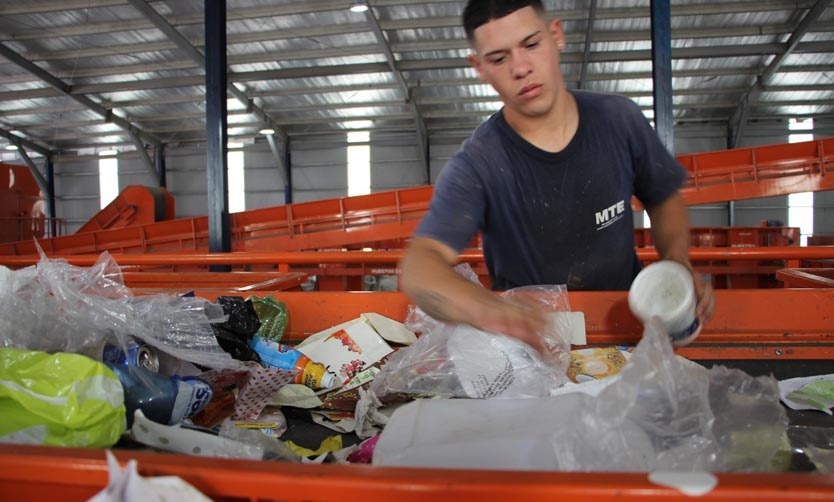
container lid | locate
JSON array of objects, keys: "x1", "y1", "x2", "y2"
[{"x1": 320, "y1": 371, "x2": 339, "y2": 389}]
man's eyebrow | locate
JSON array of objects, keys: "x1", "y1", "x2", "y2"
[{"x1": 482, "y1": 30, "x2": 542, "y2": 59}]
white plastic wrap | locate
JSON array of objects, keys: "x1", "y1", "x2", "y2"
[
  {"x1": 374, "y1": 318, "x2": 790, "y2": 472},
  {"x1": 372, "y1": 282, "x2": 573, "y2": 399},
  {"x1": 0, "y1": 251, "x2": 239, "y2": 369}
]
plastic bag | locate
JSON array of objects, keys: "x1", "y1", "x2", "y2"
[
  {"x1": 788, "y1": 425, "x2": 834, "y2": 472},
  {"x1": 374, "y1": 318, "x2": 790, "y2": 472},
  {"x1": 0, "y1": 251, "x2": 241, "y2": 370},
  {"x1": 211, "y1": 296, "x2": 262, "y2": 362},
  {"x1": 403, "y1": 263, "x2": 481, "y2": 336},
  {"x1": 249, "y1": 294, "x2": 289, "y2": 342},
  {"x1": 0, "y1": 348, "x2": 126, "y2": 447},
  {"x1": 551, "y1": 317, "x2": 789, "y2": 472},
  {"x1": 372, "y1": 284, "x2": 572, "y2": 399}
]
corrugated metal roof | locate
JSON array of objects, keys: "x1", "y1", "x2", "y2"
[{"x1": 0, "y1": 0, "x2": 832, "y2": 156}]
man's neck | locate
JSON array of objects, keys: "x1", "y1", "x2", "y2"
[{"x1": 504, "y1": 88, "x2": 578, "y2": 153}]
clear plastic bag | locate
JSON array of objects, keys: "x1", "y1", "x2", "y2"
[
  {"x1": 551, "y1": 317, "x2": 790, "y2": 472},
  {"x1": 0, "y1": 251, "x2": 240, "y2": 370},
  {"x1": 374, "y1": 317, "x2": 791, "y2": 472},
  {"x1": 372, "y1": 283, "x2": 572, "y2": 399},
  {"x1": 403, "y1": 263, "x2": 482, "y2": 336}
]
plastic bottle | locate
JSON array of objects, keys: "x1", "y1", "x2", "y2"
[
  {"x1": 107, "y1": 363, "x2": 213, "y2": 427},
  {"x1": 249, "y1": 335, "x2": 338, "y2": 389}
]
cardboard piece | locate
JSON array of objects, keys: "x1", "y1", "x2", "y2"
[
  {"x1": 361, "y1": 313, "x2": 417, "y2": 345},
  {"x1": 548, "y1": 311, "x2": 587, "y2": 346},
  {"x1": 296, "y1": 317, "x2": 395, "y2": 383}
]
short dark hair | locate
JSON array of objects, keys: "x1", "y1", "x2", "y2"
[{"x1": 462, "y1": 0, "x2": 546, "y2": 43}]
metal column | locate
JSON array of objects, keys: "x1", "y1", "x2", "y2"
[
  {"x1": 205, "y1": 0, "x2": 231, "y2": 271},
  {"x1": 285, "y1": 146, "x2": 292, "y2": 205},
  {"x1": 650, "y1": 0, "x2": 674, "y2": 153},
  {"x1": 156, "y1": 145, "x2": 166, "y2": 188},
  {"x1": 45, "y1": 157, "x2": 56, "y2": 237}
]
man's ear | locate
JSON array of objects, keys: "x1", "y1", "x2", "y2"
[
  {"x1": 468, "y1": 53, "x2": 486, "y2": 82},
  {"x1": 549, "y1": 18, "x2": 565, "y2": 49}
]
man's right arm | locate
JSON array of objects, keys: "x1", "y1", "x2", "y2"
[{"x1": 399, "y1": 236, "x2": 547, "y2": 352}]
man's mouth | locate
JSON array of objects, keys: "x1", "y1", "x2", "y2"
[{"x1": 518, "y1": 83, "x2": 542, "y2": 98}]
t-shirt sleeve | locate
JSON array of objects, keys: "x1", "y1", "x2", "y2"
[
  {"x1": 623, "y1": 99, "x2": 687, "y2": 207},
  {"x1": 414, "y1": 152, "x2": 485, "y2": 254}
]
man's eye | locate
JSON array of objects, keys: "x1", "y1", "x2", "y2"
[
  {"x1": 526, "y1": 41, "x2": 540, "y2": 49},
  {"x1": 489, "y1": 56, "x2": 506, "y2": 65}
]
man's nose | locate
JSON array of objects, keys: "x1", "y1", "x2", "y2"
[{"x1": 510, "y1": 53, "x2": 532, "y2": 78}]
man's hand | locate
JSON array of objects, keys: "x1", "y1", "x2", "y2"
[
  {"x1": 466, "y1": 293, "x2": 548, "y2": 354},
  {"x1": 691, "y1": 270, "x2": 715, "y2": 326}
]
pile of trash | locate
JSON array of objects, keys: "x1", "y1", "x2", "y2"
[{"x1": 0, "y1": 254, "x2": 829, "y2": 475}]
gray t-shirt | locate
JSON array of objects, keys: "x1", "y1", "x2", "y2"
[{"x1": 415, "y1": 90, "x2": 686, "y2": 291}]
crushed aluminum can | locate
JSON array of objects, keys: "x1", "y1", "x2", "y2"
[{"x1": 102, "y1": 338, "x2": 160, "y2": 372}]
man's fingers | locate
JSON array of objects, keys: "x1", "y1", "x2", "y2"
[
  {"x1": 696, "y1": 280, "x2": 715, "y2": 325},
  {"x1": 475, "y1": 296, "x2": 548, "y2": 354}
]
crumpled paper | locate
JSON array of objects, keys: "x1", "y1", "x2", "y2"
[{"x1": 87, "y1": 450, "x2": 210, "y2": 502}]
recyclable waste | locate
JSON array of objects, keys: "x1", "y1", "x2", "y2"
[
  {"x1": 211, "y1": 296, "x2": 263, "y2": 362},
  {"x1": 102, "y1": 339, "x2": 160, "y2": 372},
  {"x1": 107, "y1": 363, "x2": 213, "y2": 427},
  {"x1": 248, "y1": 295, "x2": 289, "y2": 341},
  {"x1": 250, "y1": 335, "x2": 338, "y2": 389}
]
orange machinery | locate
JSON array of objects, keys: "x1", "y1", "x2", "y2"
[
  {"x1": 74, "y1": 185, "x2": 175, "y2": 234},
  {"x1": 0, "y1": 137, "x2": 831, "y2": 258},
  {"x1": 0, "y1": 162, "x2": 65, "y2": 243},
  {"x1": 0, "y1": 137, "x2": 831, "y2": 291},
  {"x1": 2, "y1": 285, "x2": 834, "y2": 500},
  {"x1": 1, "y1": 166, "x2": 171, "y2": 243}
]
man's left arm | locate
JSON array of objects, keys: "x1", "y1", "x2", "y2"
[{"x1": 645, "y1": 192, "x2": 716, "y2": 324}]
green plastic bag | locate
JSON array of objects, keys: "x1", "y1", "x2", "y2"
[
  {"x1": 787, "y1": 380, "x2": 834, "y2": 413},
  {"x1": 249, "y1": 294, "x2": 289, "y2": 342},
  {"x1": 0, "y1": 348, "x2": 126, "y2": 447}
]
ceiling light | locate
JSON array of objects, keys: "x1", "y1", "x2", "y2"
[
  {"x1": 228, "y1": 142, "x2": 244, "y2": 149},
  {"x1": 259, "y1": 128, "x2": 275, "y2": 135},
  {"x1": 4, "y1": 145, "x2": 18, "y2": 151},
  {"x1": 98, "y1": 150, "x2": 117, "y2": 156},
  {"x1": 349, "y1": 2, "x2": 368, "y2": 13}
]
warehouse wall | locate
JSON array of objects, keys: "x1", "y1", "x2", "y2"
[
  {"x1": 52, "y1": 157, "x2": 100, "y2": 232},
  {"x1": 369, "y1": 131, "x2": 428, "y2": 189},
  {"x1": 46, "y1": 120, "x2": 833, "y2": 237},
  {"x1": 290, "y1": 135, "x2": 348, "y2": 203}
]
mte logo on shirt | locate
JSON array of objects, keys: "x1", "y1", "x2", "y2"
[{"x1": 595, "y1": 200, "x2": 626, "y2": 230}]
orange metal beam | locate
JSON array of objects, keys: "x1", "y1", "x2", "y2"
[
  {"x1": 2, "y1": 246, "x2": 834, "y2": 268},
  {"x1": 121, "y1": 271, "x2": 308, "y2": 291},
  {"x1": 776, "y1": 268, "x2": 834, "y2": 288},
  {"x1": 2, "y1": 443, "x2": 834, "y2": 501},
  {"x1": 679, "y1": 137, "x2": 834, "y2": 206},
  {"x1": 176, "y1": 289, "x2": 834, "y2": 360}
]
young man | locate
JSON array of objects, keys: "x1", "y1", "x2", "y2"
[{"x1": 399, "y1": 0, "x2": 715, "y2": 351}]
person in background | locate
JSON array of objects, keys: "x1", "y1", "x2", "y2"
[{"x1": 399, "y1": 0, "x2": 715, "y2": 351}]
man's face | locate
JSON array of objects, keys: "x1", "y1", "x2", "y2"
[{"x1": 468, "y1": 6, "x2": 565, "y2": 120}]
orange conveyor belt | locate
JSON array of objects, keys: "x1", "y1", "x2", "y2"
[
  {"x1": 2, "y1": 288, "x2": 834, "y2": 500},
  {"x1": 2, "y1": 141, "x2": 834, "y2": 499},
  {"x1": 0, "y1": 137, "x2": 832, "y2": 257}
]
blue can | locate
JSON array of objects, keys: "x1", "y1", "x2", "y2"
[{"x1": 103, "y1": 338, "x2": 160, "y2": 372}]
